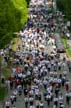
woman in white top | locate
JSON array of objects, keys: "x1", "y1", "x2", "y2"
[
  {"x1": 46, "y1": 93, "x2": 51, "y2": 106},
  {"x1": 29, "y1": 96, "x2": 34, "y2": 105},
  {"x1": 58, "y1": 93, "x2": 64, "y2": 105},
  {"x1": 39, "y1": 101, "x2": 44, "y2": 108},
  {"x1": 29, "y1": 105, "x2": 35, "y2": 108},
  {"x1": 5, "y1": 100, "x2": 11, "y2": 108},
  {"x1": 24, "y1": 97, "x2": 29, "y2": 108}
]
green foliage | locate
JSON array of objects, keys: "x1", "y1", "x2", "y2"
[
  {"x1": 2, "y1": 68, "x2": 11, "y2": 80},
  {"x1": 62, "y1": 38, "x2": 71, "y2": 58},
  {"x1": 0, "y1": 86, "x2": 6, "y2": 101},
  {"x1": 57, "y1": 0, "x2": 71, "y2": 21},
  {"x1": 0, "y1": 0, "x2": 28, "y2": 49},
  {"x1": 26, "y1": 0, "x2": 31, "y2": 6},
  {"x1": 13, "y1": 0, "x2": 28, "y2": 24}
]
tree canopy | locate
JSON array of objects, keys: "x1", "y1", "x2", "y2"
[
  {"x1": 0, "y1": 0, "x2": 28, "y2": 49},
  {"x1": 57, "y1": 0, "x2": 71, "y2": 21},
  {"x1": 26, "y1": 0, "x2": 31, "y2": 6}
]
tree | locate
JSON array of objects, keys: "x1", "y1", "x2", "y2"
[
  {"x1": 57, "y1": 0, "x2": 71, "y2": 21},
  {"x1": 0, "y1": 0, "x2": 28, "y2": 49},
  {"x1": 26, "y1": 0, "x2": 31, "y2": 7}
]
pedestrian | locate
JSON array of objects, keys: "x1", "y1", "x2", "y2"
[
  {"x1": 53, "y1": 105, "x2": 56, "y2": 108},
  {"x1": 55, "y1": 85, "x2": 60, "y2": 97},
  {"x1": 11, "y1": 106, "x2": 16, "y2": 108},
  {"x1": 24, "y1": 96, "x2": 28, "y2": 108},
  {"x1": 6, "y1": 80, "x2": 10, "y2": 91},
  {"x1": 39, "y1": 101, "x2": 44, "y2": 108},
  {"x1": 58, "y1": 93, "x2": 64, "y2": 105},
  {"x1": 61, "y1": 76, "x2": 65, "y2": 87},
  {"x1": 65, "y1": 80, "x2": 70, "y2": 92},
  {"x1": 17, "y1": 85, "x2": 22, "y2": 96},
  {"x1": 46, "y1": 93, "x2": 51, "y2": 106},
  {"x1": 29, "y1": 96, "x2": 34, "y2": 106},
  {"x1": 66, "y1": 92, "x2": 70, "y2": 105},
  {"x1": 13, "y1": 90, "x2": 18, "y2": 102},
  {"x1": 5, "y1": 100, "x2": 11, "y2": 108},
  {"x1": 35, "y1": 100, "x2": 39, "y2": 108},
  {"x1": 53, "y1": 96, "x2": 58, "y2": 107},
  {"x1": 23, "y1": 87, "x2": 28, "y2": 96},
  {"x1": 10, "y1": 94, "x2": 15, "y2": 105},
  {"x1": 59, "y1": 103, "x2": 64, "y2": 108}
]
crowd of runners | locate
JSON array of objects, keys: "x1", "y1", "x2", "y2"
[{"x1": 2, "y1": 0, "x2": 71, "y2": 108}]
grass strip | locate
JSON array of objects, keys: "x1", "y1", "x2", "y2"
[{"x1": 62, "y1": 38, "x2": 71, "y2": 58}]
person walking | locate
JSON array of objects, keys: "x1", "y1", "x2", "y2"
[
  {"x1": 39, "y1": 101, "x2": 44, "y2": 108},
  {"x1": 65, "y1": 80, "x2": 70, "y2": 92},
  {"x1": 46, "y1": 93, "x2": 51, "y2": 106},
  {"x1": 66, "y1": 92, "x2": 70, "y2": 105},
  {"x1": 24, "y1": 96, "x2": 28, "y2": 108},
  {"x1": 5, "y1": 100, "x2": 11, "y2": 108},
  {"x1": 53, "y1": 96, "x2": 58, "y2": 107}
]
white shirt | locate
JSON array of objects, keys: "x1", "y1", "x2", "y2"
[
  {"x1": 43, "y1": 80, "x2": 47, "y2": 85},
  {"x1": 29, "y1": 90, "x2": 34, "y2": 95},
  {"x1": 47, "y1": 86, "x2": 52, "y2": 93},
  {"x1": 5, "y1": 101, "x2": 11, "y2": 107},
  {"x1": 53, "y1": 97, "x2": 58, "y2": 102},
  {"x1": 27, "y1": 71, "x2": 31, "y2": 75},
  {"x1": 13, "y1": 90, "x2": 18, "y2": 96},
  {"x1": 46, "y1": 95, "x2": 51, "y2": 99},
  {"x1": 12, "y1": 68, "x2": 16, "y2": 73},
  {"x1": 35, "y1": 89, "x2": 39, "y2": 95},
  {"x1": 24, "y1": 97, "x2": 28, "y2": 102},
  {"x1": 53, "y1": 78, "x2": 57, "y2": 83},
  {"x1": 58, "y1": 96, "x2": 64, "y2": 103},
  {"x1": 29, "y1": 97, "x2": 34, "y2": 102},
  {"x1": 22, "y1": 74, "x2": 26, "y2": 78},
  {"x1": 39, "y1": 102, "x2": 44, "y2": 107},
  {"x1": 10, "y1": 95, "x2": 15, "y2": 100},
  {"x1": 18, "y1": 73, "x2": 22, "y2": 78},
  {"x1": 29, "y1": 105, "x2": 35, "y2": 108},
  {"x1": 57, "y1": 78, "x2": 62, "y2": 83}
]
